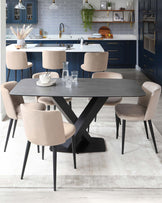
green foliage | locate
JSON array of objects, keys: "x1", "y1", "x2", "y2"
[
  {"x1": 81, "y1": 4, "x2": 94, "y2": 32},
  {"x1": 107, "y1": 2, "x2": 112, "y2": 7}
]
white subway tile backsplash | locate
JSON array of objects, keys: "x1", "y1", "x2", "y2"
[{"x1": 6, "y1": 0, "x2": 137, "y2": 36}]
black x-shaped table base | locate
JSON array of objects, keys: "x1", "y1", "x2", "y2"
[{"x1": 52, "y1": 96, "x2": 108, "y2": 153}]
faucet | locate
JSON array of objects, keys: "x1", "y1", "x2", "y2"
[
  {"x1": 59, "y1": 23, "x2": 64, "y2": 38},
  {"x1": 80, "y1": 37, "x2": 84, "y2": 46}
]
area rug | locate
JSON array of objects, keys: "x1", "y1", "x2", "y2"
[{"x1": 1, "y1": 98, "x2": 162, "y2": 189}]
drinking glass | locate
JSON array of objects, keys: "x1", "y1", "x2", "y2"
[
  {"x1": 65, "y1": 76, "x2": 72, "y2": 88},
  {"x1": 71, "y1": 71, "x2": 78, "y2": 83}
]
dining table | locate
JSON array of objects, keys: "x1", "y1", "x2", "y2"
[{"x1": 10, "y1": 78, "x2": 145, "y2": 153}]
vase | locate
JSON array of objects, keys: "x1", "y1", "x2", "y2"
[{"x1": 17, "y1": 39, "x2": 26, "y2": 48}]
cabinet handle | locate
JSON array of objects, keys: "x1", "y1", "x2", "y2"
[
  {"x1": 109, "y1": 58, "x2": 119, "y2": 61},
  {"x1": 107, "y1": 50, "x2": 119, "y2": 52},
  {"x1": 149, "y1": 57, "x2": 154, "y2": 62},
  {"x1": 107, "y1": 42, "x2": 119, "y2": 45}
]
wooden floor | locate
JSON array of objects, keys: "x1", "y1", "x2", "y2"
[{"x1": 0, "y1": 69, "x2": 162, "y2": 202}]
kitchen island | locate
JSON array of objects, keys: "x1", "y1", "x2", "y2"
[
  {"x1": 6, "y1": 34, "x2": 137, "y2": 72},
  {"x1": 6, "y1": 43, "x2": 104, "y2": 80}
]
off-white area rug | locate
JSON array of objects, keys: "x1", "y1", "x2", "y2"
[{"x1": 1, "y1": 97, "x2": 162, "y2": 189}]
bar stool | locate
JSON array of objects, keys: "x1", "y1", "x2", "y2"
[
  {"x1": 42, "y1": 50, "x2": 66, "y2": 77},
  {"x1": 6, "y1": 51, "x2": 33, "y2": 81},
  {"x1": 81, "y1": 52, "x2": 109, "y2": 78}
]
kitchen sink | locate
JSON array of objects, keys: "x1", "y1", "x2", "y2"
[{"x1": 36, "y1": 44, "x2": 73, "y2": 49}]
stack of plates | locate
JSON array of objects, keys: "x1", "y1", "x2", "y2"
[{"x1": 92, "y1": 33, "x2": 102, "y2": 38}]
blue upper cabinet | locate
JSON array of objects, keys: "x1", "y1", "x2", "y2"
[
  {"x1": 6, "y1": 0, "x2": 38, "y2": 24},
  {"x1": 24, "y1": 0, "x2": 38, "y2": 24}
]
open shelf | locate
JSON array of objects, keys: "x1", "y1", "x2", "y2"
[
  {"x1": 92, "y1": 21, "x2": 134, "y2": 23},
  {"x1": 95, "y1": 10, "x2": 134, "y2": 12}
]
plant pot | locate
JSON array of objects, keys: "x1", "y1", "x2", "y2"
[{"x1": 108, "y1": 7, "x2": 112, "y2": 10}]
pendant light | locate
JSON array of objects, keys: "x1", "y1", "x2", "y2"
[
  {"x1": 49, "y1": 0, "x2": 58, "y2": 10},
  {"x1": 15, "y1": 0, "x2": 26, "y2": 10},
  {"x1": 83, "y1": 0, "x2": 91, "y2": 9}
]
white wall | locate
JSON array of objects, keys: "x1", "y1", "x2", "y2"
[{"x1": 0, "y1": 0, "x2": 6, "y2": 119}]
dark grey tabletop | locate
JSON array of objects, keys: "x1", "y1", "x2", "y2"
[{"x1": 10, "y1": 78, "x2": 145, "y2": 97}]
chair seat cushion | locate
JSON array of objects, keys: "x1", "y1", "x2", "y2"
[
  {"x1": 38, "y1": 97, "x2": 72, "y2": 106},
  {"x1": 27, "y1": 62, "x2": 33, "y2": 68},
  {"x1": 104, "y1": 97, "x2": 122, "y2": 106},
  {"x1": 17, "y1": 103, "x2": 46, "y2": 119},
  {"x1": 115, "y1": 104, "x2": 146, "y2": 121},
  {"x1": 63, "y1": 122, "x2": 76, "y2": 140}
]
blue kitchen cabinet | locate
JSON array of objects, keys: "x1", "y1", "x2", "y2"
[
  {"x1": 139, "y1": 0, "x2": 162, "y2": 85},
  {"x1": 98, "y1": 40, "x2": 136, "y2": 68},
  {"x1": 6, "y1": 39, "x2": 136, "y2": 80},
  {"x1": 24, "y1": 0, "x2": 38, "y2": 24},
  {"x1": 6, "y1": 0, "x2": 38, "y2": 24}
]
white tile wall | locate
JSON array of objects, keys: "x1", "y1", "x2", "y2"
[{"x1": 6, "y1": 0, "x2": 137, "y2": 35}]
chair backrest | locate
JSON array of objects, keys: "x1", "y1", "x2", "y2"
[
  {"x1": 6, "y1": 51, "x2": 28, "y2": 70},
  {"x1": 0, "y1": 81, "x2": 24, "y2": 119},
  {"x1": 138, "y1": 81, "x2": 161, "y2": 120},
  {"x1": 21, "y1": 104, "x2": 66, "y2": 146},
  {"x1": 42, "y1": 50, "x2": 66, "y2": 70},
  {"x1": 32, "y1": 72, "x2": 59, "y2": 79},
  {"x1": 92, "y1": 71, "x2": 123, "y2": 79},
  {"x1": 82, "y1": 52, "x2": 109, "y2": 72}
]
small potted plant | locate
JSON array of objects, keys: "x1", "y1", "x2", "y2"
[{"x1": 107, "y1": 2, "x2": 112, "y2": 10}]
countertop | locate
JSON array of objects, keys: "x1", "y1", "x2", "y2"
[
  {"x1": 6, "y1": 43, "x2": 104, "y2": 53},
  {"x1": 6, "y1": 34, "x2": 137, "y2": 41}
]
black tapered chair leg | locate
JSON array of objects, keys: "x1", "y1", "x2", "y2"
[
  {"x1": 94, "y1": 115, "x2": 97, "y2": 122},
  {"x1": 148, "y1": 120, "x2": 158, "y2": 153},
  {"x1": 37, "y1": 145, "x2": 40, "y2": 153},
  {"x1": 47, "y1": 105, "x2": 50, "y2": 111},
  {"x1": 12, "y1": 120, "x2": 17, "y2": 138},
  {"x1": 4, "y1": 119, "x2": 13, "y2": 152},
  {"x1": 69, "y1": 101, "x2": 72, "y2": 109},
  {"x1": 122, "y1": 120, "x2": 126, "y2": 155},
  {"x1": 54, "y1": 105, "x2": 56, "y2": 110},
  {"x1": 60, "y1": 69, "x2": 63, "y2": 78},
  {"x1": 30, "y1": 67, "x2": 32, "y2": 78},
  {"x1": 7, "y1": 69, "x2": 10, "y2": 82},
  {"x1": 115, "y1": 114, "x2": 120, "y2": 139},
  {"x1": 82, "y1": 70, "x2": 84, "y2": 78},
  {"x1": 42, "y1": 146, "x2": 45, "y2": 160},
  {"x1": 21, "y1": 70, "x2": 23, "y2": 79},
  {"x1": 71, "y1": 136, "x2": 77, "y2": 169},
  {"x1": 52, "y1": 146, "x2": 57, "y2": 191},
  {"x1": 144, "y1": 121, "x2": 149, "y2": 139},
  {"x1": 87, "y1": 125, "x2": 90, "y2": 133},
  {"x1": 21, "y1": 141, "x2": 31, "y2": 179},
  {"x1": 15, "y1": 70, "x2": 17, "y2": 81}
]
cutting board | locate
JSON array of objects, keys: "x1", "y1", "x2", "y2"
[{"x1": 99, "y1": 26, "x2": 111, "y2": 38}]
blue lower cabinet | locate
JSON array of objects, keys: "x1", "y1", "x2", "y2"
[{"x1": 6, "y1": 40, "x2": 136, "y2": 80}]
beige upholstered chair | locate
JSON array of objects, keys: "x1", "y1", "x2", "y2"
[
  {"x1": 20, "y1": 104, "x2": 76, "y2": 191},
  {"x1": 115, "y1": 81, "x2": 161, "y2": 154},
  {"x1": 32, "y1": 72, "x2": 72, "y2": 111},
  {"x1": 42, "y1": 50, "x2": 66, "y2": 76},
  {"x1": 6, "y1": 51, "x2": 33, "y2": 81},
  {"x1": 81, "y1": 52, "x2": 109, "y2": 77},
  {"x1": 89, "y1": 72, "x2": 123, "y2": 126},
  {"x1": 92, "y1": 72, "x2": 123, "y2": 106},
  {"x1": 0, "y1": 81, "x2": 45, "y2": 152}
]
